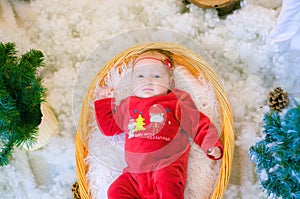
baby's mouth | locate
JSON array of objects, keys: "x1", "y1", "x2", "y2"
[{"x1": 142, "y1": 88, "x2": 154, "y2": 91}]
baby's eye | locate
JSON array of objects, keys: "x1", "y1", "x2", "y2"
[
  {"x1": 137, "y1": 74, "x2": 144, "y2": 78},
  {"x1": 154, "y1": 75, "x2": 161, "y2": 78}
]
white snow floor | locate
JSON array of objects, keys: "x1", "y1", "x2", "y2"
[{"x1": 0, "y1": 0, "x2": 299, "y2": 198}]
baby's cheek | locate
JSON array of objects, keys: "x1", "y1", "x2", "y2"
[{"x1": 132, "y1": 82, "x2": 143, "y2": 90}]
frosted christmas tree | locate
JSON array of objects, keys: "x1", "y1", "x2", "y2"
[{"x1": 249, "y1": 88, "x2": 300, "y2": 199}]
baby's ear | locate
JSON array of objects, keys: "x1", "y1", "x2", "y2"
[{"x1": 169, "y1": 76, "x2": 175, "y2": 89}]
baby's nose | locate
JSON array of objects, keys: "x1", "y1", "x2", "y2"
[
  {"x1": 147, "y1": 79, "x2": 153, "y2": 85},
  {"x1": 146, "y1": 77, "x2": 153, "y2": 85}
]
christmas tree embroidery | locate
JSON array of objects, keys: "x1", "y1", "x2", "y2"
[{"x1": 134, "y1": 113, "x2": 146, "y2": 131}]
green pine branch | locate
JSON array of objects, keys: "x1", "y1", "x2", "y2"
[
  {"x1": 0, "y1": 42, "x2": 46, "y2": 166},
  {"x1": 250, "y1": 105, "x2": 300, "y2": 199}
]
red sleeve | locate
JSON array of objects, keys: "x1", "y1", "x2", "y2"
[
  {"x1": 175, "y1": 91, "x2": 223, "y2": 160},
  {"x1": 94, "y1": 98, "x2": 125, "y2": 136}
]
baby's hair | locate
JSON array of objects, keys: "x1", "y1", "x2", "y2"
[
  {"x1": 136, "y1": 48, "x2": 174, "y2": 66},
  {"x1": 131, "y1": 48, "x2": 175, "y2": 74}
]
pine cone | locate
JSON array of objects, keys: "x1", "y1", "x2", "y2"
[
  {"x1": 268, "y1": 87, "x2": 289, "y2": 112},
  {"x1": 72, "y1": 182, "x2": 81, "y2": 199}
]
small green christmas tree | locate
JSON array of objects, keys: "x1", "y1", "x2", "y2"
[
  {"x1": 135, "y1": 114, "x2": 146, "y2": 131},
  {"x1": 249, "y1": 104, "x2": 300, "y2": 199},
  {"x1": 0, "y1": 42, "x2": 46, "y2": 166}
]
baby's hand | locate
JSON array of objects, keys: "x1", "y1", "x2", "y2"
[
  {"x1": 207, "y1": 147, "x2": 222, "y2": 159},
  {"x1": 95, "y1": 86, "x2": 114, "y2": 99}
]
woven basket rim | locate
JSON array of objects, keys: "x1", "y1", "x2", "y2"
[{"x1": 75, "y1": 42, "x2": 234, "y2": 199}]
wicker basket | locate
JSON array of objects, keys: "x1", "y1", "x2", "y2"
[
  {"x1": 75, "y1": 42, "x2": 234, "y2": 199},
  {"x1": 188, "y1": 0, "x2": 239, "y2": 8}
]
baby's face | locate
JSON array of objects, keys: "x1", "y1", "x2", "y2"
[{"x1": 132, "y1": 56, "x2": 171, "y2": 98}]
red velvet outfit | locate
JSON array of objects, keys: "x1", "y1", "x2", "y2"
[{"x1": 94, "y1": 89, "x2": 223, "y2": 199}]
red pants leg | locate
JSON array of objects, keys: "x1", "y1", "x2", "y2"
[
  {"x1": 153, "y1": 167, "x2": 185, "y2": 199},
  {"x1": 152, "y1": 152, "x2": 189, "y2": 199},
  {"x1": 108, "y1": 172, "x2": 142, "y2": 199}
]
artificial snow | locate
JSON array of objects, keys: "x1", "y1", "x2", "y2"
[{"x1": 0, "y1": 0, "x2": 299, "y2": 198}]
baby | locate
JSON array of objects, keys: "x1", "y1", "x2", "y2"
[{"x1": 94, "y1": 49, "x2": 223, "y2": 199}]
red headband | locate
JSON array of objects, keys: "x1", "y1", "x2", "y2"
[{"x1": 133, "y1": 56, "x2": 174, "y2": 72}]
